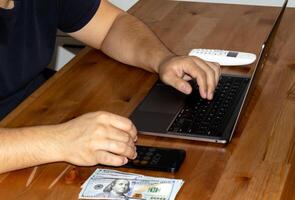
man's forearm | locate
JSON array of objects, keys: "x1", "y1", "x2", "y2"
[
  {"x1": 100, "y1": 13, "x2": 174, "y2": 73},
  {"x1": 0, "y1": 126, "x2": 62, "y2": 174}
]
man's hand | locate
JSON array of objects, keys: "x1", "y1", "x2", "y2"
[
  {"x1": 158, "y1": 55, "x2": 221, "y2": 100},
  {"x1": 56, "y1": 111, "x2": 137, "y2": 166},
  {"x1": 0, "y1": 111, "x2": 137, "y2": 173}
]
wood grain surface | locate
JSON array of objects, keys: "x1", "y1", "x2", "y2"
[{"x1": 0, "y1": 0, "x2": 294, "y2": 199}]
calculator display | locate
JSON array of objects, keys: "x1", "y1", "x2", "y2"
[{"x1": 227, "y1": 51, "x2": 238, "y2": 57}]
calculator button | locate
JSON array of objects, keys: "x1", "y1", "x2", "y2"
[
  {"x1": 150, "y1": 160, "x2": 158, "y2": 165},
  {"x1": 133, "y1": 159, "x2": 140, "y2": 164},
  {"x1": 140, "y1": 160, "x2": 149, "y2": 165},
  {"x1": 143, "y1": 156, "x2": 151, "y2": 161},
  {"x1": 146, "y1": 152, "x2": 153, "y2": 156},
  {"x1": 154, "y1": 154, "x2": 162, "y2": 159}
]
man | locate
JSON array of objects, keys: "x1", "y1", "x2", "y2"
[{"x1": 0, "y1": 0, "x2": 220, "y2": 174}]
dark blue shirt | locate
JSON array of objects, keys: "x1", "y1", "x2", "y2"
[{"x1": 0, "y1": 0, "x2": 100, "y2": 119}]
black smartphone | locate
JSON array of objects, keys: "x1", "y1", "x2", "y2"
[{"x1": 123, "y1": 145, "x2": 186, "y2": 173}]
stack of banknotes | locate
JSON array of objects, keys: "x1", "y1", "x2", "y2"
[{"x1": 79, "y1": 168, "x2": 184, "y2": 200}]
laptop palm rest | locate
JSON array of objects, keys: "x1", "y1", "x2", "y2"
[{"x1": 130, "y1": 83, "x2": 186, "y2": 133}]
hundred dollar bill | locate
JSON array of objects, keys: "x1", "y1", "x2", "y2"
[
  {"x1": 79, "y1": 177, "x2": 176, "y2": 200},
  {"x1": 80, "y1": 169, "x2": 184, "y2": 199},
  {"x1": 90, "y1": 169, "x2": 184, "y2": 198}
]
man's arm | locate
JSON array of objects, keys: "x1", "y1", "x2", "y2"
[
  {"x1": 0, "y1": 112, "x2": 137, "y2": 174},
  {"x1": 69, "y1": 0, "x2": 220, "y2": 99},
  {"x1": 0, "y1": 126, "x2": 62, "y2": 173},
  {"x1": 70, "y1": 1, "x2": 172, "y2": 74}
]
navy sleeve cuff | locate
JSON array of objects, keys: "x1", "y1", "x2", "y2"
[{"x1": 59, "y1": 0, "x2": 101, "y2": 33}]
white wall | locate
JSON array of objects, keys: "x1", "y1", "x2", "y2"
[{"x1": 109, "y1": 0, "x2": 139, "y2": 11}]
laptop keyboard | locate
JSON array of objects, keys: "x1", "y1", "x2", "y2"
[{"x1": 168, "y1": 75, "x2": 249, "y2": 138}]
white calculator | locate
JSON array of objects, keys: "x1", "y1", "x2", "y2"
[{"x1": 189, "y1": 49, "x2": 257, "y2": 66}]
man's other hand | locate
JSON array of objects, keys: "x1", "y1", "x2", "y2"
[{"x1": 158, "y1": 55, "x2": 221, "y2": 100}]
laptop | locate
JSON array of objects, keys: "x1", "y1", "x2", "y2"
[{"x1": 130, "y1": 0, "x2": 288, "y2": 144}]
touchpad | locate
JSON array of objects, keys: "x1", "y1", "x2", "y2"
[
  {"x1": 137, "y1": 82, "x2": 186, "y2": 114},
  {"x1": 130, "y1": 82, "x2": 186, "y2": 133}
]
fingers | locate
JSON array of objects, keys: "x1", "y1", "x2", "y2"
[
  {"x1": 190, "y1": 57, "x2": 217, "y2": 99},
  {"x1": 207, "y1": 62, "x2": 221, "y2": 86},
  {"x1": 182, "y1": 74, "x2": 192, "y2": 81},
  {"x1": 167, "y1": 57, "x2": 209, "y2": 98},
  {"x1": 97, "y1": 112, "x2": 137, "y2": 141},
  {"x1": 182, "y1": 58, "x2": 210, "y2": 98},
  {"x1": 93, "y1": 138, "x2": 137, "y2": 160},
  {"x1": 162, "y1": 71, "x2": 192, "y2": 94},
  {"x1": 106, "y1": 127, "x2": 133, "y2": 144},
  {"x1": 160, "y1": 56, "x2": 221, "y2": 100},
  {"x1": 95, "y1": 151, "x2": 128, "y2": 166}
]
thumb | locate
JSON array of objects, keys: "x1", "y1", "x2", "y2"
[{"x1": 161, "y1": 72, "x2": 192, "y2": 94}]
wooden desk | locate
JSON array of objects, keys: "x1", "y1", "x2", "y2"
[{"x1": 1, "y1": 0, "x2": 294, "y2": 199}]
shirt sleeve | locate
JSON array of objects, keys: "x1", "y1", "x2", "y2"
[{"x1": 58, "y1": 0, "x2": 101, "y2": 33}]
